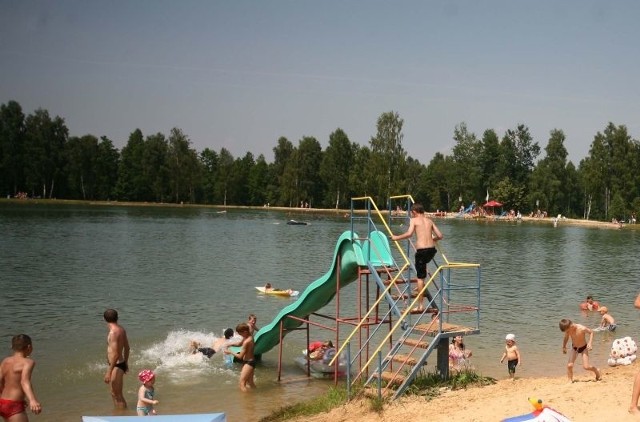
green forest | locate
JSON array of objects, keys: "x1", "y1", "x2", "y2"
[{"x1": 1, "y1": 99, "x2": 638, "y2": 221}]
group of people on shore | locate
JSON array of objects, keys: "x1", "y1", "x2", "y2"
[{"x1": 446, "y1": 295, "x2": 611, "y2": 385}]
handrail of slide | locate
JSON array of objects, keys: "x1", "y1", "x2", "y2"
[
  {"x1": 253, "y1": 230, "x2": 384, "y2": 355},
  {"x1": 350, "y1": 196, "x2": 414, "y2": 270}
]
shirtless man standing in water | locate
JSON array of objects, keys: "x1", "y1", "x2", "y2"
[
  {"x1": 391, "y1": 203, "x2": 443, "y2": 311},
  {"x1": 104, "y1": 308, "x2": 130, "y2": 409}
]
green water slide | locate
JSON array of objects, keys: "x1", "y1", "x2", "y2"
[{"x1": 253, "y1": 230, "x2": 393, "y2": 356}]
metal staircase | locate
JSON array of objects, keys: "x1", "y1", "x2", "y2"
[{"x1": 332, "y1": 195, "x2": 481, "y2": 400}]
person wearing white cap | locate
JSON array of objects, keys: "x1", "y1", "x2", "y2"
[{"x1": 500, "y1": 334, "x2": 521, "y2": 380}]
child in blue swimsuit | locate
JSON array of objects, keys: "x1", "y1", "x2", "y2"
[{"x1": 136, "y1": 369, "x2": 159, "y2": 416}]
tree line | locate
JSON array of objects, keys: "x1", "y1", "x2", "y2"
[{"x1": 1, "y1": 99, "x2": 639, "y2": 221}]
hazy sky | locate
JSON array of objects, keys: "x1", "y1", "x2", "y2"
[{"x1": 2, "y1": 0, "x2": 639, "y2": 164}]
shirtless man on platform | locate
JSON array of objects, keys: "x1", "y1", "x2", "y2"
[
  {"x1": 391, "y1": 203, "x2": 443, "y2": 311},
  {"x1": 104, "y1": 308, "x2": 130, "y2": 409}
]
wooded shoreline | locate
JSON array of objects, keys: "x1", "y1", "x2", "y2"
[{"x1": 2, "y1": 197, "x2": 636, "y2": 231}]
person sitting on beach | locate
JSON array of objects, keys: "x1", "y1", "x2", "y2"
[
  {"x1": 449, "y1": 335, "x2": 472, "y2": 370},
  {"x1": 598, "y1": 307, "x2": 617, "y2": 331},
  {"x1": 579, "y1": 295, "x2": 600, "y2": 311},
  {"x1": 189, "y1": 328, "x2": 235, "y2": 358}
]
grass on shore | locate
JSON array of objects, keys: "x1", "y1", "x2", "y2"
[
  {"x1": 258, "y1": 369, "x2": 496, "y2": 422},
  {"x1": 258, "y1": 386, "x2": 349, "y2": 422}
]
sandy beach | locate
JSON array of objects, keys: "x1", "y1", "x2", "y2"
[
  {"x1": 452, "y1": 213, "x2": 631, "y2": 231},
  {"x1": 291, "y1": 363, "x2": 640, "y2": 422}
]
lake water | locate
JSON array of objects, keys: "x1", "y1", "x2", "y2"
[{"x1": 1, "y1": 202, "x2": 640, "y2": 421}]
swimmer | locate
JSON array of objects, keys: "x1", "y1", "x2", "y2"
[{"x1": 189, "y1": 328, "x2": 235, "y2": 358}]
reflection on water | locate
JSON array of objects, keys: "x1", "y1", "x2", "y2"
[{"x1": 1, "y1": 203, "x2": 640, "y2": 420}]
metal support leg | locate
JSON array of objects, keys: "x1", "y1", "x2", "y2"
[{"x1": 437, "y1": 337, "x2": 449, "y2": 379}]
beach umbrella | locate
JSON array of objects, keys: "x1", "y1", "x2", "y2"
[
  {"x1": 482, "y1": 200, "x2": 503, "y2": 215},
  {"x1": 483, "y1": 200, "x2": 503, "y2": 207}
]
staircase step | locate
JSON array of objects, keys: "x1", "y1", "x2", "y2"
[
  {"x1": 401, "y1": 338, "x2": 430, "y2": 349},
  {"x1": 391, "y1": 293, "x2": 417, "y2": 300},
  {"x1": 408, "y1": 307, "x2": 439, "y2": 315},
  {"x1": 372, "y1": 371, "x2": 405, "y2": 385},
  {"x1": 383, "y1": 278, "x2": 410, "y2": 285},
  {"x1": 384, "y1": 276, "x2": 436, "y2": 284},
  {"x1": 414, "y1": 322, "x2": 475, "y2": 335},
  {"x1": 391, "y1": 353, "x2": 418, "y2": 365},
  {"x1": 362, "y1": 386, "x2": 394, "y2": 399},
  {"x1": 362, "y1": 267, "x2": 399, "y2": 275}
]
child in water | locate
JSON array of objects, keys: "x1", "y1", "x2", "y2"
[
  {"x1": 308, "y1": 340, "x2": 334, "y2": 360},
  {"x1": 599, "y1": 307, "x2": 617, "y2": 331},
  {"x1": 189, "y1": 328, "x2": 235, "y2": 358},
  {"x1": 136, "y1": 369, "x2": 159, "y2": 416},
  {"x1": 224, "y1": 323, "x2": 256, "y2": 392}
]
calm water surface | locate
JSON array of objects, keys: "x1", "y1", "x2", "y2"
[{"x1": 1, "y1": 202, "x2": 639, "y2": 421}]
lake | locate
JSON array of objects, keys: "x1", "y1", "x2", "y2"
[{"x1": 1, "y1": 201, "x2": 639, "y2": 421}]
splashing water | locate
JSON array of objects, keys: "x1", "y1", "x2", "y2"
[{"x1": 135, "y1": 329, "x2": 238, "y2": 384}]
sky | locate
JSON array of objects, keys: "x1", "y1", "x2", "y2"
[{"x1": 1, "y1": 0, "x2": 639, "y2": 165}]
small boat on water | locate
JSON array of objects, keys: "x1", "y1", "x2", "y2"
[
  {"x1": 255, "y1": 286, "x2": 299, "y2": 297},
  {"x1": 286, "y1": 219, "x2": 308, "y2": 225}
]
